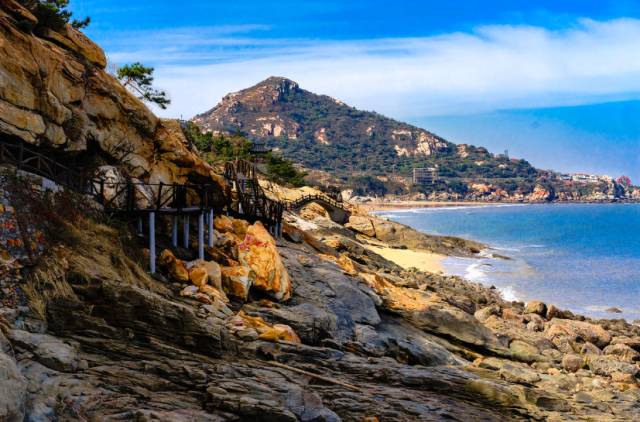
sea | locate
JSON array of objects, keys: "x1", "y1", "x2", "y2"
[{"x1": 376, "y1": 203, "x2": 640, "y2": 321}]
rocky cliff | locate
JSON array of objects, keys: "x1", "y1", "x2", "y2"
[{"x1": 0, "y1": 0, "x2": 222, "y2": 189}]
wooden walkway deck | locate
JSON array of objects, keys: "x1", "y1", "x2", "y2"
[{"x1": 0, "y1": 139, "x2": 285, "y2": 273}]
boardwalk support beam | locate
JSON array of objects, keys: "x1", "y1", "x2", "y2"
[
  {"x1": 149, "y1": 212, "x2": 156, "y2": 274},
  {"x1": 172, "y1": 216, "x2": 178, "y2": 247},
  {"x1": 198, "y1": 212, "x2": 205, "y2": 260},
  {"x1": 208, "y1": 209, "x2": 214, "y2": 248},
  {"x1": 183, "y1": 216, "x2": 190, "y2": 249}
]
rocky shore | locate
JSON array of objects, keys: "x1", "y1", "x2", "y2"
[{"x1": 1, "y1": 4, "x2": 639, "y2": 420}]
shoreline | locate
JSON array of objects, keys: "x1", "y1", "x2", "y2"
[
  {"x1": 358, "y1": 199, "x2": 640, "y2": 212},
  {"x1": 371, "y1": 203, "x2": 640, "y2": 321}
]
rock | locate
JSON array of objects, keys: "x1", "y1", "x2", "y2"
[
  {"x1": 546, "y1": 318, "x2": 612, "y2": 349},
  {"x1": 603, "y1": 343, "x2": 640, "y2": 363},
  {"x1": 345, "y1": 215, "x2": 376, "y2": 237},
  {"x1": 237, "y1": 222, "x2": 291, "y2": 301},
  {"x1": 221, "y1": 265, "x2": 252, "y2": 300},
  {"x1": 546, "y1": 304, "x2": 562, "y2": 320},
  {"x1": 189, "y1": 266, "x2": 209, "y2": 287},
  {"x1": 411, "y1": 294, "x2": 505, "y2": 353},
  {"x1": 509, "y1": 340, "x2": 544, "y2": 363},
  {"x1": 525, "y1": 313, "x2": 546, "y2": 332},
  {"x1": 0, "y1": 351, "x2": 27, "y2": 422},
  {"x1": 587, "y1": 355, "x2": 639, "y2": 377},
  {"x1": 580, "y1": 342, "x2": 602, "y2": 356},
  {"x1": 203, "y1": 260, "x2": 223, "y2": 289},
  {"x1": 180, "y1": 285, "x2": 199, "y2": 298},
  {"x1": 562, "y1": 354, "x2": 584, "y2": 372},
  {"x1": 336, "y1": 254, "x2": 358, "y2": 276},
  {"x1": 237, "y1": 329, "x2": 259, "y2": 341},
  {"x1": 474, "y1": 305, "x2": 501, "y2": 322},
  {"x1": 159, "y1": 250, "x2": 189, "y2": 283},
  {"x1": 611, "y1": 372, "x2": 638, "y2": 385},
  {"x1": 611, "y1": 336, "x2": 640, "y2": 352},
  {"x1": 7, "y1": 330, "x2": 78, "y2": 372},
  {"x1": 300, "y1": 202, "x2": 330, "y2": 220},
  {"x1": 501, "y1": 307, "x2": 523, "y2": 322},
  {"x1": 199, "y1": 285, "x2": 229, "y2": 304},
  {"x1": 214, "y1": 215, "x2": 235, "y2": 233},
  {"x1": 258, "y1": 324, "x2": 302, "y2": 344},
  {"x1": 524, "y1": 301, "x2": 547, "y2": 316}
]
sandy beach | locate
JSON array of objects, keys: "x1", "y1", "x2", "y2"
[{"x1": 365, "y1": 244, "x2": 446, "y2": 273}]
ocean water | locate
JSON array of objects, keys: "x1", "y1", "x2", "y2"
[{"x1": 377, "y1": 204, "x2": 640, "y2": 321}]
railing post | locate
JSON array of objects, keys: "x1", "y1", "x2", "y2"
[
  {"x1": 172, "y1": 216, "x2": 178, "y2": 247},
  {"x1": 208, "y1": 209, "x2": 214, "y2": 248},
  {"x1": 183, "y1": 215, "x2": 190, "y2": 249},
  {"x1": 149, "y1": 212, "x2": 156, "y2": 274},
  {"x1": 198, "y1": 212, "x2": 205, "y2": 260}
]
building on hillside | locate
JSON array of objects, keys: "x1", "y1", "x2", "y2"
[{"x1": 413, "y1": 167, "x2": 438, "y2": 185}]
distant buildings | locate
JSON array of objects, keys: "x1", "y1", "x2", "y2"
[
  {"x1": 413, "y1": 167, "x2": 438, "y2": 185},
  {"x1": 558, "y1": 173, "x2": 614, "y2": 184}
]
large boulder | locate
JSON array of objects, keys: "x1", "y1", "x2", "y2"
[
  {"x1": 524, "y1": 301, "x2": 547, "y2": 317},
  {"x1": 546, "y1": 318, "x2": 612, "y2": 349},
  {"x1": 221, "y1": 265, "x2": 252, "y2": 300},
  {"x1": 238, "y1": 222, "x2": 291, "y2": 301},
  {"x1": 345, "y1": 215, "x2": 376, "y2": 237},
  {"x1": 409, "y1": 294, "x2": 505, "y2": 353}
]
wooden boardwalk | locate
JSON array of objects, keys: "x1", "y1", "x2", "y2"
[{"x1": 0, "y1": 139, "x2": 285, "y2": 273}]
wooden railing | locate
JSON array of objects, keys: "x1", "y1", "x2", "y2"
[
  {"x1": 0, "y1": 138, "x2": 225, "y2": 215},
  {"x1": 284, "y1": 193, "x2": 348, "y2": 212},
  {"x1": 224, "y1": 159, "x2": 284, "y2": 231}
]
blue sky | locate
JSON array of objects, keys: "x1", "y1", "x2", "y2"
[{"x1": 72, "y1": 0, "x2": 640, "y2": 181}]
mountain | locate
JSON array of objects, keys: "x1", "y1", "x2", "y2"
[
  {"x1": 192, "y1": 77, "x2": 539, "y2": 177},
  {"x1": 193, "y1": 77, "x2": 638, "y2": 201}
]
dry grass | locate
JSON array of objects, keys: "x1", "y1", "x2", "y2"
[{"x1": 23, "y1": 252, "x2": 76, "y2": 320}]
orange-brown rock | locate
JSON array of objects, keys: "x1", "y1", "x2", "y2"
[
  {"x1": 189, "y1": 267, "x2": 208, "y2": 288},
  {"x1": 237, "y1": 222, "x2": 291, "y2": 301},
  {"x1": 199, "y1": 284, "x2": 229, "y2": 304},
  {"x1": 258, "y1": 324, "x2": 301, "y2": 344},
  {"x1": 159, "y1": 250, "x2": 189, "y2": 283},
  {"x1": 337, "y1": 254, "x2": 358, "y2": 276},
  {"x1": 214, "y1": 215, "x2": 234, "y2": 233},
  {"x1": 221, "y1": 266, "x2": 252, "y2": 300}
]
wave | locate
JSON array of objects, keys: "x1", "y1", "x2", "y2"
[{"x1": 499, "y1": 286, "x2": 520, "y2": 302}]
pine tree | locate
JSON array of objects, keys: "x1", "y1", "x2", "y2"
[{"x1": 116, "y1": 63, "x2": 171, "y2": 110}]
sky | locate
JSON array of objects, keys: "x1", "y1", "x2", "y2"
[{"x1": 71, "y1": 0, "x2": 640, "y2": 181}]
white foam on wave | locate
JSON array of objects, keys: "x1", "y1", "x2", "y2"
[
  {"x1": 464, "y1": 262, "x2": 490, "y2": 282},
  {"x1": 499, "y1": 286, "x2": 520, "y2": 302}
]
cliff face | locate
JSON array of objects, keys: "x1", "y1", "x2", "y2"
[{"x1": 0, "y1": 1, "x2": 221, "y2": 187}]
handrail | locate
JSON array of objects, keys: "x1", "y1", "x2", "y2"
[
  {"x1": 223, "y1": 159, "x2": 284, "y2": 227},
  {"x1": 284, "y1": 193, "x2": 349, "y2": 212},
  {"x1": 0, "y1": 138, "x2": 226, "y2": 215}
]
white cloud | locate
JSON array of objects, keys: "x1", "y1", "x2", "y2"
[{"x1": 102, "y1": 18, "x2": 640, "y2": 119}]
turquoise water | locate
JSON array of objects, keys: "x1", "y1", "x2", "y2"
[{"x1": 377, "y1": 204, "x2": 640, "y2": 320}]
